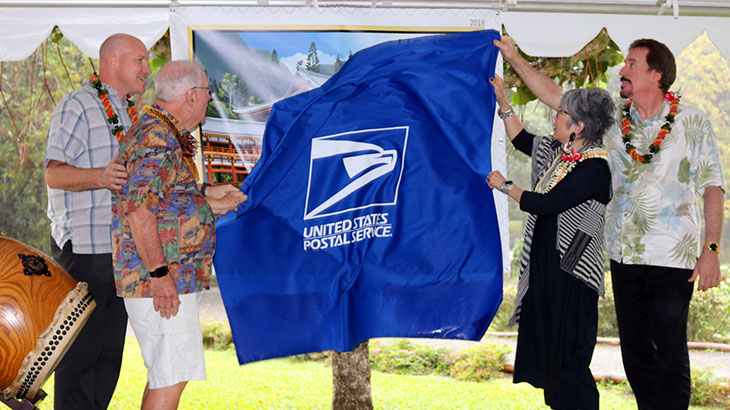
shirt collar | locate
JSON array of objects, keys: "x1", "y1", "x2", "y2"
[
  {"x1": 629, "y1": 100, "x2": 669, "y2": 125},
  {"x1": 150, "y1": 103, "x2": 183, "y2": 130}
]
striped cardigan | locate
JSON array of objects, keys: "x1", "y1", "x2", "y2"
[{"x1": 509, "y1": 135, "x2": 608, "y2": 326}]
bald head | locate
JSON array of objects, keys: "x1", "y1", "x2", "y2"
[
  {"x1": 97, "y1": 33, "x2": 150, "y2": 97},
  {"x1": 99, "y1": 33, "x2": 144, "y2": 65}
]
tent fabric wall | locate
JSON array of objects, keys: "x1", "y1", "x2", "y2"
[
  {"x1": 1, "y1": 4, "x2": 729, "y2": 62},
  {"x1": 504, "y1": 12, "x2": 730, "y2": 61},
  {"x1": 0, "y1": 7, "x2": 168, "y2": 61}
]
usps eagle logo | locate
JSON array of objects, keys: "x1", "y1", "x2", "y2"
[{"x1": 303, "y1": 126, "x2": 408, "y2": 220}]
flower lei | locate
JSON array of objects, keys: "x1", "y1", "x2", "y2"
[
  {"x1": 89, "y1": 74, "x2": 138, "y2": 142},
  {"x1": 142, "y1": 105, "x2": 199, "y2": 180},
  {"x1": 537, "y1": 147, "x2": 608, "y2": 194},
  {"x1": 561, "y1": 146, "x2": 582, "y2": 163},
  {"x1": 621, "y1": 91, "x2": 679, "y2": 164}
]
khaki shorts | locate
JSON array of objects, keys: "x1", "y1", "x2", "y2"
[{"x1": 124, "y1": 292, "x2": 206, "y2": 389}]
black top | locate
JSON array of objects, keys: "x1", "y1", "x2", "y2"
[{"x1": 511, "y1": 128, "x2": 611, "y2": 213}]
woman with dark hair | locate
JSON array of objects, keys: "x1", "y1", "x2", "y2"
[{"x1": 487, "y1": 75, "x2": 614, "y2": 410}]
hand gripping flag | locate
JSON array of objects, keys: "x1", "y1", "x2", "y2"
[{"x1": 215, "y1": 29, "x2": 503, "y2": 364}]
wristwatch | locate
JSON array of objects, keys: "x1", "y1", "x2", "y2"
[
  {"x1": 704, "y1": 242, "x2": 721, "y2": 253},
  {"x1": 499, "y1": 180, "x2": 514, "y2": 195},
  {"x1": 497, "y1": 107, "x2": 514, "y2": 119},
  {"x1": 150, "y1": 265, "x2": 169, "y2": 278}
]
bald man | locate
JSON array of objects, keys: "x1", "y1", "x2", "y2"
[{"x1": 44, "y1": 33, "x2": 151, "y2": 410}]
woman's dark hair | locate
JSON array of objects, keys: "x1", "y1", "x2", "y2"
[
  {"x1": 629, "y1": 38, "x2": 676, "y2": 94},
  {"x1": 560, "y1": 88, "x2": 615, "y2": 145}
]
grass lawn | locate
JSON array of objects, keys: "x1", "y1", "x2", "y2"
[{"x1": 32, "y1": 337, "x2": 721, "y2": 409}]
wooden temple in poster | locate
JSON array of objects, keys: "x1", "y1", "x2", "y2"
[{"x1": 201, "y1": 63, "x2": 330, "y2": 183}]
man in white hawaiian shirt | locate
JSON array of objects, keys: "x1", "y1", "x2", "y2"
[{"x1": 493, "y1": 37, "x2": 724, "y2": 410}]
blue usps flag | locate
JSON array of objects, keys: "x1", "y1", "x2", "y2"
[{"x1": 215, "y1": 29, "x2": 504, "y2": 364}]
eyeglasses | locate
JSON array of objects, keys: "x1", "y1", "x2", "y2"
[
  {"x1": 189, "y1": 85, "x2": 214, "y2": 96},
  {"x1": 557, "y1": 106, "x2": 570, "y2": 116}
]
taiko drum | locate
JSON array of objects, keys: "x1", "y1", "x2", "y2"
[{"x1": 0, "y1": 236, "x2": 95, "y2": 402}]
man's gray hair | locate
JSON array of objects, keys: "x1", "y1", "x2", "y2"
[
  {"x1": 154, "y1": 60, "x2": 207, "y2": 102},
  {"x1": 560, "y1": 88, "x2": 615, "y2": 145}
]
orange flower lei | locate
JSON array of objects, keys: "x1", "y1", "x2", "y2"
[
  {"x1": 621, "y1": 91, "x2": 679, "y2": 164},
  {"x1": 90, "y1": 74, "x2": 138, "y2": 142}
]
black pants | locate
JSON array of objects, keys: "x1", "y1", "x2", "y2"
[
  {"x1": 51, "y1": 238, "x2": 127, "y2": 410},
  {"x1": 610, "y1": 260, "x2": 694, "y2": 410}
]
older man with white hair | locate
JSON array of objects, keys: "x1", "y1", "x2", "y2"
[{"x1": 111, "y1": 60, "x2": 246, "y2": 410}]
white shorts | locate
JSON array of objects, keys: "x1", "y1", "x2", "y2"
[{"x1": 124, "y1": 292, "x2": 206, "y2": 389}]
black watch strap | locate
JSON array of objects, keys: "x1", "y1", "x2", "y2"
[{"x1": 150, "y1": 265, "x2": 169, "y2": 278}]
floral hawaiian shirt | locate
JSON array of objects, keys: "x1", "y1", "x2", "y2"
[
  {"x1": 112, "y1": 105, "x2": 215, "y2": 297},
  {"x1": 604, "y1": 98, "x2": 725, "y2": 269}
]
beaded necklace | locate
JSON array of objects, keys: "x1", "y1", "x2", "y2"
[
  {"x1": 89, "y1": 74, "x2": 137, "y2": 142},
  {"x1": 142, "y1": 105, "x2": 199, "y2": 180},
  {"x1": 536, "y1": 147, "x2": 608, "y2": 194},
  {"x1": 621, "y1": 91, "x2": 679, "y2": 164}
]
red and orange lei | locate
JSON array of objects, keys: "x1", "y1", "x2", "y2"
[
  {"x1": 90, "y1": 74, "x2": 138, "y2": 142},
  {"x1": 621, "y1": 91, "x2": 679, "y2": 164}
]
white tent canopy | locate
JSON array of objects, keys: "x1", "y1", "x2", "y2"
[{"x1": 1, "y1": 0, "x2": 729, "y2": 61}]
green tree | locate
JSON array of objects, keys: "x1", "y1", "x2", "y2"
[
  {"x1": 674, "y1": 33, "x2": 730, "y2": 265},
  {"x1": 334, "y1": 54, "x2": 344, "y2": 73},
  {"x1": 503, "y1": 28, "x2": 623, "y2": 105},
  {"x1": 207, "y1": 79, "x2": 234, "y2": 118},
  {"x1": 271, "y1": 49, "x2": 280, "y2": 64},
  {"x1": 674, "y1": 33, "x2": 730, "y2": 185},
  {"x1": 0, "y1": 29, "x2": 91, "y2": 253},
  {"x1": 306, "y1": 41, "x2": 320, "y2": 73},
  {"x1": 218, "y1": 72, "x2": 249, "y2": 109}
]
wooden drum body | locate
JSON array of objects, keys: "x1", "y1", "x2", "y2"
[{"x1": 0, "y1": 236, "x2": 95, "y2": 402}]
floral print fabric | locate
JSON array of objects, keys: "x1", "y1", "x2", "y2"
[
  {"x1": 112, "y1": 105, "x2": 215, "y2": 297},
  {"x1": 605, "y1": 98, "x2": 724, "y2": 269}
]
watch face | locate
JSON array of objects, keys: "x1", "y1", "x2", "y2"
[{"x1": 710, "y1": 243, "x2": 719, "y2": 251}]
